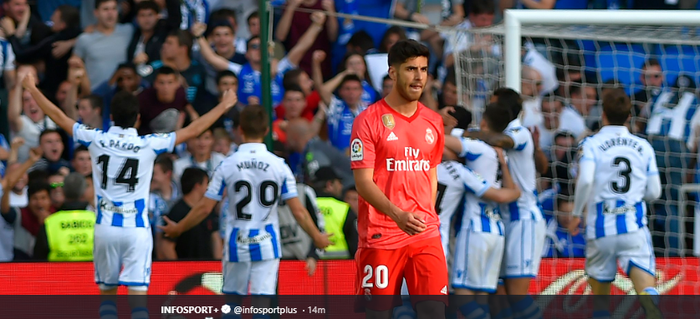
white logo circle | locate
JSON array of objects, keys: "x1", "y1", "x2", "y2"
[{"x1": 221, "y1": 305, "x2": 231, "y2": 314}]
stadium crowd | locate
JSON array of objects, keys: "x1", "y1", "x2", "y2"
[{"x1": 0, "y1": 0, "x2": 696, "y2": 264}]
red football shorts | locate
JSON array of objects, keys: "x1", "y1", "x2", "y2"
[{"x1": 354, "y1": 236, "x2": 449, "y2": 312}]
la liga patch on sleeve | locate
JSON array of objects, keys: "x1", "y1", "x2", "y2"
[{"x1": 350, "y1": 138, "x2": 363, "y2": 162}]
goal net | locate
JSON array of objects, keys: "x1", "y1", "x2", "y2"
[{"x1": 451, "y1": 10, "x2": 700, "y2": 295}]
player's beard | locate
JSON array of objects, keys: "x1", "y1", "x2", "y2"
[{"x1": 397, "y1": 76, "x2": 424, "y2": 102}]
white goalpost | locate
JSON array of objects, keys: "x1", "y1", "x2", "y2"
[{"x1": 503, "y1": 10, "x2": 700, "y2": 92}]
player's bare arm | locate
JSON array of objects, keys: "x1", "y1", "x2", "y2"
[
  {"x1": 174, "y1": 90, "x2": 238, "y2": 145},
  {"x1": 286, "y1": 197, "x2": 332, "y2": 249},
  {"x1": 159, "y1": 197, "x2": 219, "y2": 238},
  {"x1": 570, "y1": 157, "x2": 596, "y2": 236},
  {"x1": 443, "y1": 135, "x2": 464, "y2": 157},
  {"x1": 529, "y1": 126, "x2": 549, "y2": 174},
  {"x1": 354, "y1": 168, "x2": 427, "y2": 235},
  {"x1": 22, "y1": 74, "x2": 77, "y2": 135},
  {"x1": 463, "y1": 130, "x2": 515, "y2": 149},
  {"x1": 481, "y1": 147, "x2": 521, "y2": 203}
]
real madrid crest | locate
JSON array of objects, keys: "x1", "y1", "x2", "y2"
[
  {"x1": 382, "y1": 114, "x2": 395, "y2": 130},
  {"x1": 425, "y1": 128, "x2": 435, "y2": 144}
]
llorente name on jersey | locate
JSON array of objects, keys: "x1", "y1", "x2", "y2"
[
  {"x1": 237, "y1": 160, "x2": 270, "y2": 172},
  {"x1": 99, "y1": 139, "x2": 141, "y2": 153},
  {"x1": 597, "y1": 137, "x2": 643, "y2": 154}
]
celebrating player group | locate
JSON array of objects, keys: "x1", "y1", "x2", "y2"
[{"x1": 21, "y1": 36, "x2": 663, "y2": 319}]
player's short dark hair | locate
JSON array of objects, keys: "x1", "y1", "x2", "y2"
[
  {"x1": 284, "y1": 84, "x2": 305, "y2": 98},
  {"x1": 602, "y1": 88, "x2": 631, "y2": 125},
  {"x1": 95, "y1": 0, "x2": 117, "y2": 10},
  {"x1": 492, "y1": 88, "x2": 522, "y2": 121},
  {"x1": 239, "y1": 105, "x2": 269, "y2": 139},
  {"x1": 81, "y1": 94, "x2": 103, "y2": 111},
  {"x1": 208, "y1": 19, "x2": 234, "y2": 34},
  {"x1": 283, "y1": 68, "x2": 305, "y2": 90},
  {"x1": 482, "y1": 102, "x2": 512, "y2": 133},
  {"x1": 470, "y1": 0, "x2": 496, "y2": 16},
  {"x1": 155, "y1": 153, "x2": 173, "y2": 173},
  {"x1": 135, "y1": 0, "x2": 159, "y2": 14},
  {"x1": 180, "y1": 168, "x2": 209, "y2": 195},
  {"x1": 388, "y1": 39, "x2": 430, "y2": 68},
  {"x1": 39, "y1": 129, "x2": 62, "y2": 142},
  {"x1": 57, "y1": 5, "x2": 80, "y2": 29},
  {"x1": 110, "y1": 91, "x2": 140, "y2": 128},
  {"x1": 28, "y1": 182, "x2": 51, "y2": 199}
]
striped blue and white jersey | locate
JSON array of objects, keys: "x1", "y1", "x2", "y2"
[
  {"x1": 456, "y1": 139, "x2": 505, "y2": 235},
  {"x1": 73, "y1": 124, "x2": 176, "y2": 228},
  {"x1": 501, "y1": 119, "x2": 542, "y2": 223},
  {"x1": 206, "y1": 143, "x2": 298, "y2": 263},
  {"x1": 579, "y1": 126, "x2": 658, "y2": 239},
  {"x1": 647, "y1": 90, "x2": 699, "y2": 142},
  {"x1": 436, "y1": 161, "x2": 467, "y2": 250}
]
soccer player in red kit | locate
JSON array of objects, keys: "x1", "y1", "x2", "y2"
[{"x1": 350, "y1": 39, "x2": 447, "y2": 319}]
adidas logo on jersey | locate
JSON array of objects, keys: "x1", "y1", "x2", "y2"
[
  {"x1": 440, "y1": 286, "x2": 448, "y2": 295},
  {"x1": 387, "y1": 132, "x2": 398, "y2": 141}
]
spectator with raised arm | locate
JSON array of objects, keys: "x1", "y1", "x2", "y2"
[
  {"x1": 5, "y1": 5, "x2": 81, "y2": 99},
  {"x1": 312, "y1": 51, "x2": 368, "y2": 153},
  {"x1": 195, "y1": 19, "x2": 246, "y2": 96},
  {"x1": 72, "y1": 0, "x2": 134, "y2": 90},
  {"x1": 8, "y1": 66, "x2": 58, "y2": 163},
  {"x1": 137, "y1": 66, "x2": 191, "y2": 135},
  {"x1": 0, "y1": 0, "x2": 52, "y2": 48},
  {"x1": 28, "y1": 130, "x2": 71, "y2": 175},
  {"x1": 275, "y1": 0, "x2": 338, "y2": 79}
]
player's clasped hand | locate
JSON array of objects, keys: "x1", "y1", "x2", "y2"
[
  {"x1": 313, "y1": 233, "x2": 333, "y2": 250},
  {"x1": 221, "y1": 89, "x2": 238, "y2": 109},
  {"x1": 567, "y1": 216, "x2": 582, "y2": 236},
  {"x1": 393, "y1": 210, "x2": 427, "y2": 235}
]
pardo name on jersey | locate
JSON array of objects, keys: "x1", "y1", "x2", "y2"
[
  {"x1": 597, "y1": 137, "x2": 643, "y2": 154},
  {"x1": 386, "y1": 147, "x2": 430, "y2": 172},
  {"x1": 237, "y1": 160, "x2": 270, "y2": 172},
  {"x1": 99, "y1": 139, "x2": 141, "y2": 153}
]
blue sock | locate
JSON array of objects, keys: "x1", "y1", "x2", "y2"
[
  {"x1": 460, "y1": 301, "x2": 488, "y2": 319},
  {"x1": 494, "y1": 308, "x2": 513, "y2": 319},
  {"x1": 99, "y1": 300, "x2": 118, "y2": 319},
  {"x1": 512, "y1": 297, "x2": 542, "y2": 319},
  {"x1": 642, "y1": 287, "x2": 660, "y2": 305},
  {"x1": 131, "y1": 307, "x2": 149, "y2": 319},
  {"x1": 592, "y1": 310, "x2": 611, "y2": 319}
]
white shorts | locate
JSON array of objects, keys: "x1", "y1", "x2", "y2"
[
  {"x1": 222, "y1": 258, "x2": 280, "y2": 295},
  {"x1": 452, "y1": 227, "x2": 505, "y2": 293},
  {"x1": 93, "y1": 224, "x2": 153, "y2": 289},
  {"x1": 500, "y1": 218, "x2": 546, "y2": 279},
  {"x1": 586, "y1": 228, "x2": 655, "y2": 282}
]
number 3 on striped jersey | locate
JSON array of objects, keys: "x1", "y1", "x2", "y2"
[{"x1": 362, "y1": 265, "x2": 388, "y2": 289}]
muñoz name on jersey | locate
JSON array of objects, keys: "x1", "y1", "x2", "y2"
[
  {"x1": 73, "y1": 124, "x2": 176, "y2": 228},
  {"x1": 205, "y1": 143, "x2": 298, "y2": 263},
  {"x1": 456, "y1": 138, "x2": 504, "y2": 235},
  {"x1": 579, "y1": 126, "x2": 658, "y2": 239},
  {"x1": 501, "y1": 119, "x2": 541, "y2": 222}
]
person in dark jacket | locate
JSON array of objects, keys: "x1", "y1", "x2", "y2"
[
  {"x1": 310, "y1": 167, "x2": 358, "y2": 260},
  {"x1": 126, "y1": 0, "x2": 180, "y2": 67}
]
